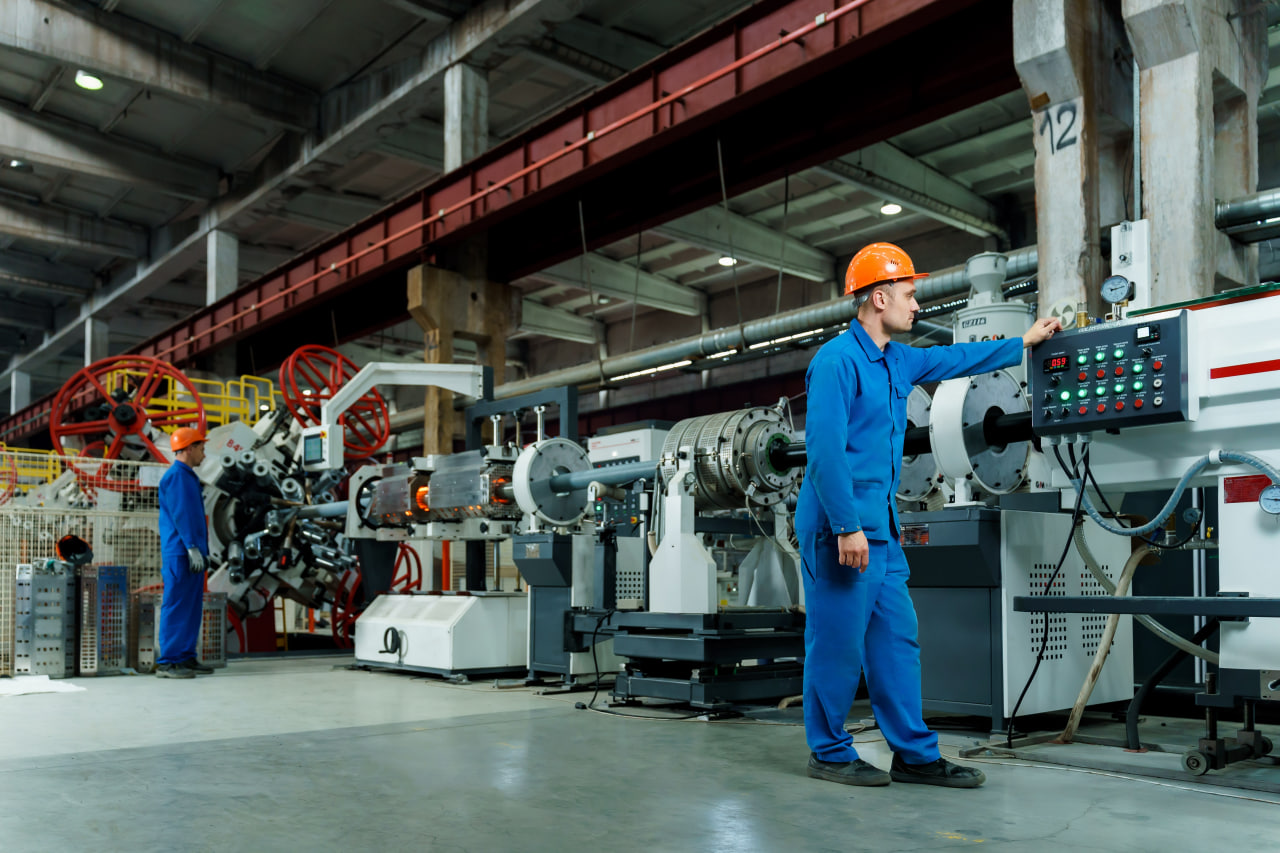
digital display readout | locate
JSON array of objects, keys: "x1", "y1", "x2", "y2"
[{"x1": 1043, "y1": 355, "x2": 1070, "y2": 373}]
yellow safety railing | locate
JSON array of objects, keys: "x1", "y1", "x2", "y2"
[{"x1": 97, "y1": 370, "x2": 284, "y2": 431}]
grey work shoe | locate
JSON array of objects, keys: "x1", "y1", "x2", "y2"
[
  {"x1": 889, "y1": 755, "x2": 986, "y2": 788},
  {"x1": 806, "y1": 753, "x2": 891, "y2": 787},
  {"x1": 181, "y1": 658, "x2": 215, "y2": 674},
  {"x1": 154, "y1": 663, "x2": 195, "y2": 679}
]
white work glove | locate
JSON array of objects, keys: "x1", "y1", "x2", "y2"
[{"x1": 187, "y1": 547, "x2": 207, "y2": 574}]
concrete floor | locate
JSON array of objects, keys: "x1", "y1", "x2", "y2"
[{"x1": 1, "y1": 657, "x2": 1277, "y2": 853}]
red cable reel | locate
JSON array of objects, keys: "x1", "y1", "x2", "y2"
[
  {"x1": 49, "y1": 355, "x2": 207, "y2": 491},
  {"x1": 278, "y1": 345, "x2": 390, "y2": 459}
]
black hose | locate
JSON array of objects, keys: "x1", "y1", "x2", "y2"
[{"x1": 1125, "y1": 618, "x2": 1220, "y2": 749}]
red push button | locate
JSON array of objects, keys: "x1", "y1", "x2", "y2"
[
  {"x1": 1096, "y1": 369, "x2": 1106, "y2": 379},
  {"x1": 1134, "y1": 399, "x2": 1144, "y2": 409},
  {"x1": 1096, "y1": 403, "x2": 1106, "y2": 414},
  {"x1": 1078, "y1": 372, "x2": 1088, "y2": 382},
  {"x1": 1078, "y1": 405, "x2": 1088, "y2": 416},
  {"x1": 1115, "y1": 401, "x2": 1125, "y2": 411},
  {"x1": 1115, "y1": 366, "x2": 1124, "y2": 376},
  {"x1": 1153, "y1": 360, "x2": 1163, "y2": 370}
]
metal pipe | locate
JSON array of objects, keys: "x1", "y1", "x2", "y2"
[
  {"x1": 548, "y1": 460, "x2": 658, "y2": 492},
  {"x1": 1215, "y1": 189, "x2": 1280, "y2": 230},
  {"x1": 296, "y1": 501, "x2": 350, "y2": 519},
  {"x1": 490, "y1": 250, "x2": 1038, "y2": 404}
]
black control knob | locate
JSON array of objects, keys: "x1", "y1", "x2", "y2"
[
  {"x1": 1142, "y1": 346, "x2": 1153, "y2": 357},
  {"x1": 1060, "y1": 407, "x2": 1070, "y2": 418},
  {"x1": 1050, "y1": 375, "x2": 1061, "y2": 386}
]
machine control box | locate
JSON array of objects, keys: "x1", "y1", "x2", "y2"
[
  {"x1": 587, "y1": 427, "x2": 667, "y2": 535},
  {"x1": 1030, "y1": 310, "x2": 1191, "y2": 436}
]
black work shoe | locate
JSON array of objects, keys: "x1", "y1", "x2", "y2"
[
  {"x1": 890, "y1": 755, "x2": 986, "y2": 788},
  {"x1": 181, "y1": 658, "x2": 215, "y2": 674},
  {"x1": 154, "y1": 663, "x2": 195, "y2": 679},
  {"x1": 806, "y1": 753, "x2": 891, "y2": 787}
]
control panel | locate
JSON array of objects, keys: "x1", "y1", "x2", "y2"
[
  {"x1": 1030, "y1": 310, "x2": 1190, "y2": 436},
  {"x1": 587, "y1": 427, "x2": 668, "y2": 534}
]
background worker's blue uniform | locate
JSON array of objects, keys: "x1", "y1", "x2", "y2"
[
  {"x1": 796, "y1": 321, "x2": 1022, "y2": 763},
  {"x1": 158, "y1": 459, "x2": 209, "y2": 666}
]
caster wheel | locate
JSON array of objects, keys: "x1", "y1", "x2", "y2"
[
  {"x1": 1258, "y1": 736, "x2": 1274, "y2": 757},
  {"x1": 1181, "y1": 750, "x2": 1210, "y2": 776}
]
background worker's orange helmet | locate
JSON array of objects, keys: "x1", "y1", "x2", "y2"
[
  {"x1": 170, "y1": 427, "x2": 206, "y2": 452},
  {"x1": 844, "y1": 242, "x2": 930, "y2": 295}
]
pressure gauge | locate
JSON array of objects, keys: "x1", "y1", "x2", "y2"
[
  {"x1": 1101, "y1": 275, "x2": 1134, "y2": 305},
  {"x1": 1260, "y1": 484, "x2": 1280, "y2": 515}
]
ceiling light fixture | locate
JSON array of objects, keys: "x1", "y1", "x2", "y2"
[
  {"x1": 718, "y1": 256, "x2": 738, "y2": 267},
  {"x1": 5, "y1": 159, "x2": 33, "y2": 173},
  {"x1": 880, "y1": 202, "x2": 903, "y2": 216},
  {"x1": 597, "y1": 295, "x2": 611, "y2": 304},
  {"x1": 74, "y1": 70, "x2": 104, "y2": 91}
]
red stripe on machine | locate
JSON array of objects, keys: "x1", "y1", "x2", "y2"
[
  {"x1": 1210, "y1": 358, "x2": 1280, "y2": 380},
  {"x1": 1223, "y1": 474, "x2": 1272, "y2": 504}
]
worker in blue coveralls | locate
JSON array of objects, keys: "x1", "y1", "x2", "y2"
[
  {"x1": 156, "y1": 426, "x2": 215, "y2": 678},
  {"x1": 798, "y1": 243, "x2": 1062, "y2": 788}
]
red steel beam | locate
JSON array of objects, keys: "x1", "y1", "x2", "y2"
[{"x1": 2, "y1": 0, "x2": 1008, "y2": 444}]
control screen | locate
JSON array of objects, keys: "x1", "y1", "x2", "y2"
[
  {"x1": 1043, "y1": 355, "x2": 1070, "y2": 373},
  {"x1": 302, "y1": 433, "x2": 324, "y2": 466}
]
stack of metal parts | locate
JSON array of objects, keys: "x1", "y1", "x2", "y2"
[
  {"x1": 130, "y1": 591, "x2": 228, "y2": 673},
  {"x1": 13, "y1": 562, "x2": 76, "y2": 677},
  {"x1": 78, "y1": 565, "x2": 128, "y2": 676}
]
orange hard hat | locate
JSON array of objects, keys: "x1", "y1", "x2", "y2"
[
  {"x1": 170, "y1": 427, "x2": 206, "y2": 452},
  {"x1": 844, "y1": 242, "x2": 930, "y2": 295}
]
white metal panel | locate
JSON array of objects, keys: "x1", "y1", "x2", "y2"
[{"x1": 1000, "y1": 511, "x2": 1134, "y2": 717}]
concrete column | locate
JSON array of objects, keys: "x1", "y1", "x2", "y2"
[
  {"x1": 1015, "y1": 0, "x2": 1133, "y2": 317},
  {"x1": 207, "y1": 230, "x2": 238, "y2": 305},
  {"x1": 10, "y1": 370, "x2": 30, "y2": 414},
  {"x1": 84, "y1": 318, "x2": 109, "y2": 365},
  {"x1": 444, "y1": 63, "x2": 488, "y2": 171},
  {"x1": 407, "y1": 265, "x2": 516, "y2": 454},
  {"x1": 207, "y1": 229, "x2": 239, "y2": 377},
  {"x1": 1123, "y1": 0, "x2": 1266, "y2": 299}
]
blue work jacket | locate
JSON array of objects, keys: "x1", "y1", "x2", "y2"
[
  {"x1": 159, "y1": 460, "x2": 209, "y2": 558},
  {"x1": 796, "y1": 321, "x2": 1023, "y2": 539}
]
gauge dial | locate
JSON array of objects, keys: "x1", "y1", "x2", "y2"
[
  {"x1": 1101, "y1": 275, "x2": 1134, "y2": 305},
  {"x1": 1260, "y1": 484, "x2": 1280, "y2": 515}
]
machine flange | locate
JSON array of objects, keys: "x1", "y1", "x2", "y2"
[
  {"x1": 512, "y1": 437, "x2": 592, "y2": 527},
  {"x1": 929, "y1": 369, "x2": 1030, "y2": 495},
  {"x1": 897, "y1": 386, "x2": 939, "y2": 501}
]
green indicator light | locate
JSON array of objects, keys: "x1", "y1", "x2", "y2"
[
  {"x1": 1077, "y1": 354, "x2": 1089, "y2": 365},
  {"x1": 1114, "y1": 383, "x2": 1125, "y2": 394},
  {"x1": 1133, "y1": 380, "x2": 1144, "y2": 392},
  {"x1": 1095, "y1": 386, "x2": 1106, "y2": 396},
  {"x1": 1113, "y1": 348, "x2": 1125, "y2": 359},
  {"x1": 1060, "y1": 390, "x2": 1072, "y2": 402},
  {"x1": 1077, "y1": 388, "x2": 1088, "y2": 399},
  {"x1": 1095, "y1": 351, "x2": 1106, "y2": 362},
  {"x1": 1132, "y1": 363, "x2": 1144, "y2": 374}
]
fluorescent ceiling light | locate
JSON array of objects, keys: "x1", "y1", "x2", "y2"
[
  {"x1": 74, "y1": 70, "x2": 104, "y2": 91},
  {"x1": 614, "y1": 359, "x2": 692, "y2": 381},
  {"x1": 880, "y1": 202, "x2": 903, "y2": 216},
  {"x1": 718, "y1": 256, "x2": 738, "y2": 267}
]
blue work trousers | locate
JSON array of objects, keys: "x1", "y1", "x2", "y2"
[
  {"x1": 800, "y1": 532, "x2": 939, "y2": 764},
  {"x1": 158, "y1": 553, "x2": 204, "y2": 665}
]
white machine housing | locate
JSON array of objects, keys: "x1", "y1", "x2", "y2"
[
  {"x1": 355, "y1": 592, "x2": 528, "y2": 675},
  {"x1": 1053, "y1": 293, "x2": 1280, "y2": 671},
  {"x1": 998, "y1": 511, "x2": 1134, "y2": 717}
]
